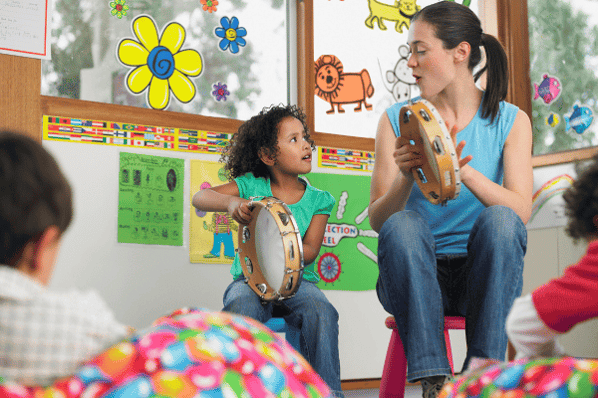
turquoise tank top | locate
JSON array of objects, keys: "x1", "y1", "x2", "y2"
[{"x1": 386, "y1": 98, "x2": 519, "y2": 254}]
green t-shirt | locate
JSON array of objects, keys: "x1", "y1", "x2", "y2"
[{"x1": 231, "y1": 172, "x2": 335, "y2": 282}]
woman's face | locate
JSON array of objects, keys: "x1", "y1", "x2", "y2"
[{"x1": 407, "y1": 20, "x2": 457, "y2": 99}]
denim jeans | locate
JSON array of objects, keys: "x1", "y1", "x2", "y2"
[
  {"x1": 376, "y1": 206, "x2": 526, "y2": 382},
  {"x1": 223, "y1": 279, "x2": 344, "y2": 397}
]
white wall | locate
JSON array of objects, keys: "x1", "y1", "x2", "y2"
[
  {"x1": 44, "y1": 140, "x2": 392, "y2": 380},
  {"x1": 48, "y1": 139, "x2": 598, "y2": 381}
]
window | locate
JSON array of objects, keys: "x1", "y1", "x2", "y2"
[{"x1": 42, "y1": 0, "x2": 291, "y2": 120}]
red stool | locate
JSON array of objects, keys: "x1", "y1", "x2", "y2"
[{"x1": 379, "y1": 316, "x2": 466, "y2": 398}]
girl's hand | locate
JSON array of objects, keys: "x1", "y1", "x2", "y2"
[
  {"x1": 394, "y1": 136, "x2": 424, "y2": 180},
  {"x1": 228, "y1": 197, "x2": 253, "y2": 225}
]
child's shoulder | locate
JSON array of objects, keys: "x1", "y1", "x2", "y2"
[{"x1": 301, "y1": 178, "x2": 335, "y2": 209}]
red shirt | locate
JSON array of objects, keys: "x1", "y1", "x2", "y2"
[{"x1": 532, "y1": 240, "x2": 598, "y2": 333}]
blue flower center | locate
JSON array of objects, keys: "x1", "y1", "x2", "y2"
[{"x1": 147, "y1": 46, "x2": 175, "y2": 79}]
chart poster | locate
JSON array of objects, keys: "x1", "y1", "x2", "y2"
[
  {"x1": 305, "y1": 173, "x2": 378, "y2": 291},
  {"x1": 189, "y1": 160, "x2": 238, "y2": 264},
  {"x1": 117, "y1": 152, "x2": 184, "y2": 246}
]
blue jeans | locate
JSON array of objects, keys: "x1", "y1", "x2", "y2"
[
  {"x1": 376, "y1": 206, "x2": 526, "y2": 382},
  {"x1": 223, "y1": 279, "x2": 344, "y2": 397}
]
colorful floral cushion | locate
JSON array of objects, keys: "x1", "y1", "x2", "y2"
[
  {"x1": 440, "y1": 357, "x2": 598, "y2": 398},
  {"x1": 0, "y1": 307, "x2": 332, "y2": 398}
]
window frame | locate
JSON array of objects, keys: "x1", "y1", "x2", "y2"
[{"x1": 2, "y1": 0, "x2": 595, "y2": 167}]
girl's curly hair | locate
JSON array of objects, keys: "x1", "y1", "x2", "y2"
[
  {"x1": 563, "y1": 154, "x2": 598, "y2": 241},
  {"x1": 221, "y1": 104, "x2": 315, "y2": 180}
]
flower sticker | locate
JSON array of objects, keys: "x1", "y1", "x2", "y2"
[
  {"x1": 110, "y1": 0, "x2": 129, "y2": 18},
  {"x1": 200, "y1": 0, "x2": 218, "y2": 13},
  {"x1": 212, "y1": 82, "x2": 230, "y2": 101},
  {"x1": 117, "y1": 15, "x2": 203, "y2": 110},
  {"x1": 215, "y1": 17, "x2": 246, "y2": 54}
]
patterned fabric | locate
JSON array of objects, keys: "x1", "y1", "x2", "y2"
[
  {"x1": 439, "y1": 357, "x2": 598, "y2": 398},
  {"x1": 0, "y1": 307, "x2": 333, "y2": 398},
  {"x1": 0, "y1": 267, "x2": 129, "y2": 386}
]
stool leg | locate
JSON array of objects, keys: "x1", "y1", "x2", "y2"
[
  {"x1": 444, "y1": 328, "x2": 454, "y2": 375},
  {"x1": 379, "y1": 329, "x2": 407, "y2": 398}
]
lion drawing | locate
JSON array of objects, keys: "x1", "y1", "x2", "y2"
[
  {"x1": 365, "y1": 0, "x2": 421, "y2": 33},
  {"x1": 315, "y1": 55, "x2": 374, "y2": 115}
]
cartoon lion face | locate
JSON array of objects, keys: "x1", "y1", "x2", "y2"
[{"x1": 315, "y1": 55, "x2": 344, "y2": 100}]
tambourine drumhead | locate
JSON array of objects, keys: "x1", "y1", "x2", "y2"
[
  {"x1": 399, "y1": 99, "x2": 461, "y2": 205},
  {"x1": 238, "y1": 197, "x2": 304, "y2": 301}
]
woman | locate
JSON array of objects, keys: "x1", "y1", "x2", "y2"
[{"x1": 368, "y1": 2, "x2": 532, "y2": 397}]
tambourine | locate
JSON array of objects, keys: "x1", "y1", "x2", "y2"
[
  {"x1": 238, "y1": 197, "x2": 304, "y2": 301},
  {"x1": 399, "y1": 99, "x2": 461, "y2": 205}
]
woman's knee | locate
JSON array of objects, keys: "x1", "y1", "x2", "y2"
[
  {"x1": 379, "y1": 210, "x2": 429, "y2": 243},
  {"x1": 474, "y1": 206, "x2": 526, "y2": 244}
]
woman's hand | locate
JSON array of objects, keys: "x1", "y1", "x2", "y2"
[
  {"x1": 394, "y1": 136, "x2": 424, "y2": 180},
  {"x1": 227, "y1": 197, "x2": 253, "y2": 225},
  {"x1": 449, "y1": 125, "x2": 473, "y2": 170}
]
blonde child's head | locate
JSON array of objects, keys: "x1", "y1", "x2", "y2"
[
  {"x1": 221, "y1": 104, "x2": 315, "y2": 180},
  {"x1": 563, "y1": 154, "x2": 598, "y2": 241}
]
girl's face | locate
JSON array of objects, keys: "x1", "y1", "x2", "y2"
[
  {"x1": 272, "y1": 116, "x2": 312, "y2": 176},
  {"x1": 407, "y1": 20, "x2": 457, "y2": 99}
]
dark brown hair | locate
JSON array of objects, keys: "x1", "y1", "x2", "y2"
[
  {"x1": 412, "y1": 1, "x2": 508, "y2": 124},
  {"x1": 563, "y1": 155, "x2": 598, "y2": 241},
  {"x1": 0, "y1": 131, "x2": 73, "y2": 266},
  {"x1": 221, "y1": 104, "x2": 315, "y2": 180}
]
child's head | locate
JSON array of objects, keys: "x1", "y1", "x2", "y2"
[
  {"x1": 222, "y1": 104, "x2": 315, "y2": 179},
  {"x1": 0, "y1": 131, "x2": 73, "y2": 284},
  {"x1": 563, "y1": 154, "x2": 598, "y2": 241}
]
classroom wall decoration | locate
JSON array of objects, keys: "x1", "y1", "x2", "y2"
[
  {"x1": 363, "y1": 0, "x2": 421, "y2": 33},
  {"x1": 304, "y1": 173, "x2": 378, "y2": 291},
  {"x1": 117, "y1": 15, "x2": 203, "y2": 110},
  {"x1": 314, "y1": 54, "x2": 374, "y2": 115},
  {"x1": 527, "y1": 163, "x2": 576, "y2": 230},
  {"x1": 317, "y1": 146, "x2": 375, "y2": 172},
  {"x1": 43, "y1": 116, "x2": 232, "y2": 154},
  {"x1": 117, "y1": 152, "x2": 185, "y2": 245},
  {"x1": 313, "y1": 0, "x2": 478, "y2": 139},
  {"x1": 189, "y1": 160, "x2": 238, "y2": 264}
]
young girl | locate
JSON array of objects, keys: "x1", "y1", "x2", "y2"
[
  {"x1": 192, "y1": 104, "x2": 343, "y2": 398},
  {"x1": 368, "y1": 2, "x2": 532, "y2": 397}
]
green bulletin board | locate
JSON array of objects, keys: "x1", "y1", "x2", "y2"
[
  {"x1": 117, "y1": 152, "x2": 184, "y2": 246},
  {"x1": 306, "y1": 173, "x2": 378, "y2": 291}
]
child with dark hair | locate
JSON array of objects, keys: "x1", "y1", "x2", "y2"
[
  {"x1": 0, "y1": 131, "x2": 129, "y2": 386},
  {"x1": 192, "y1": 104, "x2": 343, "y2": 397},
  {"x1": 506, "y1": 155, "x2": 598, "y2": 358}
]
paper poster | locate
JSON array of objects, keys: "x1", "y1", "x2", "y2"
[
  {"x1": 117, "y1": 152, "x2": 184, "y2": 245},
  {"x1": 189, "y1": 160, "x2": 238, "y2": 264},
  {"x1": 305, "y1": 173, "x2": 378, "y2": 291},
  {"x1": 43, "y1": 116, "x2": 233, "y2": 154},
  {"x1": 527, "y1": 163, "x2": 576, "y2": 230},
  {"x1": 318, "y1": 146, "x2": 375, "y2": 172},
  {"x1": 0, "y1": 0, "x2": 51, "y2": 59}
]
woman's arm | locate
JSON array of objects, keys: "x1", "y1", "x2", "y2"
[
  {"x1": 458, "y1": 110, "x2": 533, "y2": 223},
  {"x1": 368, "y1": 113, "x2": 420, "y2": 232},
  {"x1": 192, "y1": 181, "x2": 253, "y2": 224},
  {"x1": 301, "y1": 214, "x2": 330, "y2": 265}
]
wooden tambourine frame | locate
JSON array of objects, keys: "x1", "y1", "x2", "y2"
[
  {"x1": 238, "y1": 197, "x2": 304, "y2": 301},
  {"x1": 399, "y1": 99, "x2": 461, "y2": 205}
]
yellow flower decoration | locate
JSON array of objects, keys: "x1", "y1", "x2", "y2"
[{"x1": 117, "y1": 15, "x2": 203, "y2": 110}]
